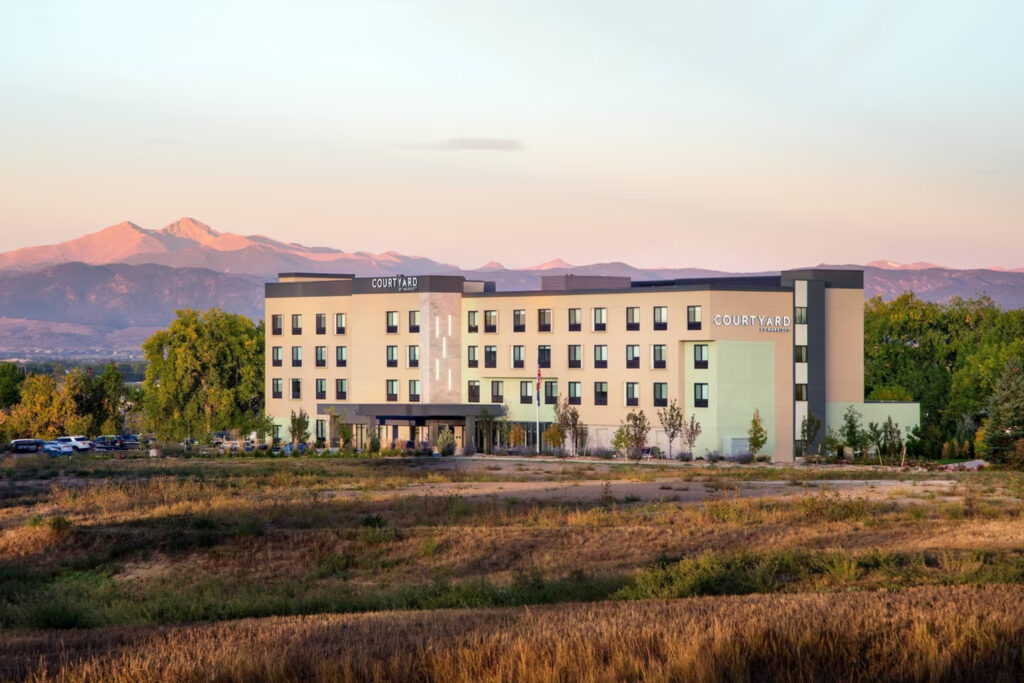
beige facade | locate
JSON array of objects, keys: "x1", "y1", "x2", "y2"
[{"x1": 264, "y1": 269, "x2": 899, "y2": 462}]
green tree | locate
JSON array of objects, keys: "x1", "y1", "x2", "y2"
[
  {"x1": 289, "y1": 408, "x2": 310, "y2": 447},
  {"x1": 866, "y1": 421, "x2": 884, "y2": 463},
  {"x1": 748, "y1": 408, "x2": 767, "y2": 456},
  {"x1": 984, "y1": 357, "x2": 1024, "y2": 464},
  {"x1": 682, "y1": 414, "x2": 702, "y2": 457},
  {"x1": 435, "y1": 426, "x2": 456, "y2": 455},
  {"x1": 509, "y1": 423, "x2": 526, "y2": 448},
  {"x1": 542, "y1": 423, "x2": 564, "y2": 454},
  {"x1": 800, "y1": 412, "x2": 822, "y2": 455},
  {"x1": 554, "y1": 395, "x2": 586, "y2": 456},
  {"x1": 616, "y1": 409, "x2": 650, "y2": 460},
  {"x1": 7, "y1": 374, "x2": 91, "y2": 439},
  {"x1": 839, "y1": 405, "x2": 867, "y2": 458},
  {"x1": 142, "y1": 309, "x2": 264, "y2": 441},
  {"x1": 657, "y1": 399, "x2": 684, "y2": 460},
  {"x1": 0, "y1": 362, "x2": 24, "y2": 409}
]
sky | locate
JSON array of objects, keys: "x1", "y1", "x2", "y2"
[{"x1": 1, "y1": 1, "x2": 1022, "y2": 271}]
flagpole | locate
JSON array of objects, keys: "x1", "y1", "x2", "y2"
[{"x1": 536, "y1": 364, "x2": 541, "y2": 454}]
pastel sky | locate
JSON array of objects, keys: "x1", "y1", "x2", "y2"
[{"x1": 1, "y1": 1, "x2": 1022, "y2": 271}]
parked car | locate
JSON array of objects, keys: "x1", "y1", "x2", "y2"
[
  {"x1": 118, "y1": 434, "x2": 141, "y2": 450},
  {"x1": 10, "y1": 439, "x2": 45, "y2": 454},
  {"x1": 56, "y1": 435, "x2": 93, "y2": 452},
  {"x1": 93, "y1": 435, "x2": 125, "y2": 451},
  {"x1": 43, "y1": 441, "x2": 74, "y2": 456}
]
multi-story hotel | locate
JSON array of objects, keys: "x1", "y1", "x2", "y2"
[{"x1": 264, "y1": 269, "x2": 918, "y2": 461}]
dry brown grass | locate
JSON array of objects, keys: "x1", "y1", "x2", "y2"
[{"x1": 3, "y1": 585, "x2": 1022, "y2": 682}]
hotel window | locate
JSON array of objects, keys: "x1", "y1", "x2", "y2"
[
  {"x1": 484, "y1": 345, "x2": 497, "y2": 369},
  {"x1": 335, "y1": 378, "x2": 347, "y2": 400},
  {"x1": 687, "y1": 306, "x2": 702, "y2": 331},
  {"x1": 271, "y1": 314, "x2": 283, "y2": 336},
  {"x1": 409, "y1": 310, "x2": 420, "y2": 333},
  {"x1": 538, "y1": 308, "x2": 552, "y2": 332},
  {"x1": 568, "y1": 307, "x2": 582, "y2": 331},
  {"x1": 512, "y1": 345, "x2": 525, "y2": 369},
  {"x1": 520, "y1": 380, "x2": 532, "y2": 405},
  {"x1": 593, "y1": 307, "x2": 607, "y2": 332},
  {"x1": 386, "y1": 379, "x2": 399, "y2": 402},
  {"x1": 291, "y1": 346, "x2": 302, "y2": 367},
  {"x1": 653, "y1": 306, "x2": 668, "y2": 331},
  {"x1": 538, "y1": 345, "x2": 551, "y2": 369},
  {"x1": 568, "y1": 344, "x2": 582, "y2": 369},
  {"x1": 467, "y1": 345, "x2": 479, "y2": 368},
  {"x1": 795, "y1": 384, "x2": 808, "y2": 401},
  {"x1": 568, "y1": 381, "x2": 582, "y2": 405},
  {"x1": 545, "y1": 380, "x2": 558, "y2": 405},
  {"x1": 467, "y1": 310, "x2": 479, "y2": 333},
  {"x1": 594, "y1": 344, "x2": 608, "y2": 369},
  {"x1": 626, "y1": 307, "x2": 640, "y2": 331},
  {"x1": 795, "y1": 345, "x2": 808, "y2": 363},
  {"x1": 386, "y1": 311, "x2": 399, "y2": 334},
  {"x1": 408, "y1": 345, "x2": 419, "y2": 368},
  {"x1": 335, "y1": 313, "x2": 346, "y2": 335},
  {"x1": 491, "y1": 380, "x2": 504, "y2": 403},
  {"x1": 625, "y1": 382, "x2": 639, "y2": 407},
  {"x1": 315, "y1": 313, "x2": 327, "y2": 335},
  {"x1": 315, "y1": 378, "x2": 326, "y2": 400},
  {"x1": 315, "y1": 346, "x2": 327, "y2": 368},
  {"x1": 594, "y1": 381, "x2": 608, "y2": 406},
  {"x1": 694, "y1": 344, "x2": 709, "y2": 369},
  {"x1": 386, "y1": 345, "x2": 399, "y2": 368},
  {"x1": 273, "y1": 425, "x2": 282, "y2": 441},
  {"x1": 272, "y1": 346, "x2": 283, "y2": 367},
  {"x1": 795, "y1": 307, "x2": 808, "y2": 325},
  {"x1": 290, "y1": 378, "x2": 301, "y2": 400},
  {"x1": 291, "y1": 314, "x2": 302, "y2": 335},
  {"x1": 626, "y1": 344, "x2": 640, "y2": 369},
  {"x1": 513, "y1": 309, "x2": 526, "y2": 333},
  {"x1": 484, "y1": 309, "x2": 497, "y2": 333},
  {"x1": 409, "y1": 379, "x2": 421, "y2": 403},
  {"x1": 652, "y1": 344, "x2": 666, "y2": 369},
  {"x1": 336, "y1": 345, "x2": 347, "y2": 367},
  {"x1": 272, "y1": 378, "x2": 282, "y2": 399},
  {"x1": 468, "y1": 380, "x2": 480, "y2": 403},
  {"x1": 316, "y1": 419, "x2": 326, "y2": 441},
  {"x1": 653, "y1": 382, "x2": 668, "y2": 407},
  {"x1": 694, "y1": 383, "x2": 709, "y2": 408}
]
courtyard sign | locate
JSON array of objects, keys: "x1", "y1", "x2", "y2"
[
  {"x1": 370, "y1": 275, "x2": 419, "y2": 292},
  {"x1": 713, "y1": 313, "x2": 791, "y2": 333}
]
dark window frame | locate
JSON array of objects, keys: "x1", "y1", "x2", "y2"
[
  {"x1": 694, "y1": 382, "x2": 709, "y2": 408},
  {"x1": 694, "y1": 343, "x2": 709, "y2": 369},
  {"x1": 594, "y1": 382, "x2": 608, "y2": 406},
  {"x1": 315, "y1": 313, "x2": 327, "y2": 335},
  {"x1": 537, "y1": 345, "x2": 551, "y2": 369},
  {"x1": 271, "y1": 314, "x2": 283, "y2": 336},
  {"x1": 687, "y1": 305, "x2": 702, "y2": 331},
  {"x1": 336, "y1": 346, "x2": 347, "y2": 368}
]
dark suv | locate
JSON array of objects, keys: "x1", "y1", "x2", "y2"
[
  {"x1": 93, "y1": 435, "x2": 125, "y2": 451},
  {"x1": 118, "y1": 434, "x2": 141, "y2": 450}
]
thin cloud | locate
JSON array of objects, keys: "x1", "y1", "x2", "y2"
[
  {"x1": 146, "y1": 138, "x2": 184, "y2": 146},
  {"x1": 402, "y1": 137, "x2": 525, "y2": 152}
]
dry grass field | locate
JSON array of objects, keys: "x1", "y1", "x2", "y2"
[{"x1": 2, "y1": 454, "x2": 1023, "y2": 681}]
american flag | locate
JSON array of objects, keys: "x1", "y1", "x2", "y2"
[{"x1": 536, "y1": 365, "x2": 541, "y2": 406}]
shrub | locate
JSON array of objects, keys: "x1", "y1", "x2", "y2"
[
  {"x1": 726, "y1": 452, "x2": 754, "y2": 464},
  {"x1": 704, "y1": 450, "x2": 723, "y2": 463}
]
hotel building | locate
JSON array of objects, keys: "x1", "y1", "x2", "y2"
[{"x1": 264, "y1": 269, "x2": 918, "y2": 462}]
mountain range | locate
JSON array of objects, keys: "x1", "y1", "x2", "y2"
[{"x1": 2, "y1": 217, "x2": 1024, "y2": 357}]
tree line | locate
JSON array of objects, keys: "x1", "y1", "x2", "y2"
[
  {"x1": 865, "y1": 293, "x2": 1024, "y2": 462},
  {"x1": 0, "y1": 309, "x2": 266, "y2": 445}
]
